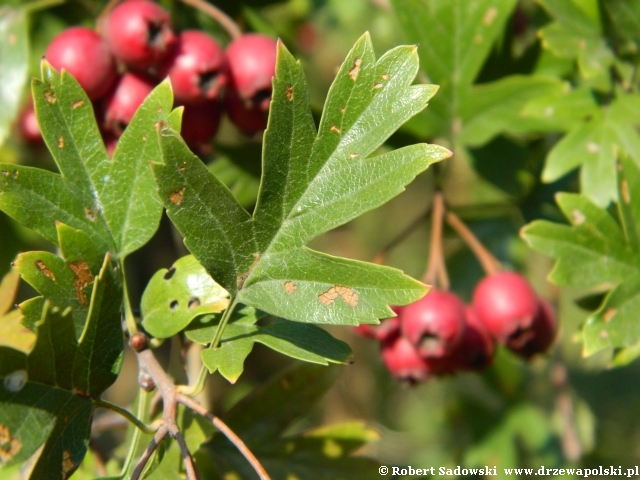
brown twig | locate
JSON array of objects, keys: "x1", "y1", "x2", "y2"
[
  {"x1": 170, "y1": 425, "x2": 200, "y2": 480},
  {"x1": 423, "y1": 192, "x2": 449, "y2": 289},
  {"x1": 95, "y1": 0, "x2": 122, "y2": 34},
  {"x1": 445, "y1": 211, "x2": 501, "y2": 276},
  {"x1": 551, "y1": 363, "x2": 582, "y2": 461},
  {"x1": 131, "y1": 426, "x2": 168, "y2": 480},
  {"x1": 178, "y1": 394, "x2": 272, "y2": 480},
  {"x1": 179, "y1": 0, "x2": 243, "y2": 40}
]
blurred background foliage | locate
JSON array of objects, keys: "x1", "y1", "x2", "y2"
[{"x1": 2, "y1": 0, "x2": 640, "y2": 477}]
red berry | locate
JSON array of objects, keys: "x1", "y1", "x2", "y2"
[
  {"x1": 19, "y1": 104, "x2": 42, "y2": 144},
  {"x1": 180, "y1": 101, "x2": 222, "y2": 152},
  {"x1": 353, "y1": 316, "x2": 401, "y2": 342},
  {"x1": 104, "y1": 0, "x2": 176, "y2": 70},
  {"x1": 163, "y1": 30, "x2": 227, "y2": 105},
  {"x1": 472, "y1": 272, "x2": 540, "y2": 344},
  {"x1": 381, "y1": 332, "x2": 430, "y2": 384},
  {"x1": 225, "y1": 86, "x2": 269, "y2": 134},
  {"x1": 508, "y1": 299, "x2": 557, "y2": 358},
  {"x1": 448, "y1": 306, "x2": 495, "y2": 372},
  {"x1": 226, "y1": 34, "x2": 277, "y2": 100},
  {"x1": 103, "y1": 72, "x2": 155, "y2": 134},
  {"x1": 45, "y1": 27, "x2": 117, "y2": 100},
  {"x1": 401, "y1": 289, "x2": 466, "y2": 358},
  {"x1": 224, "y1": 34, "x2": 277, "y2": 134}
]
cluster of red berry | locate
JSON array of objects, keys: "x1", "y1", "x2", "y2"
[
  {"x1": 356, "y1": 272, "x2": 557, "y2": 383},
  {"x1": 20, "y1": 0, "x2": 277, "y2": 152}
]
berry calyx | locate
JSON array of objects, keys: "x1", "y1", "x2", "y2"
[
  {"x1": 401, "y1": 289, "x2": 466, "y2": 358},
  {"x1": 103, "y1": 72, "x2": 155, "y2": 134},
  {"x1": 163, "y1": 30, "x2": 227, "y2": 105},
  {"x1": 104, "y1": 0, "x2": 176, "y2": 71},
  {"x1": 472, "y1": 271, "x2": 540, "y2": 344},
  {"x1": 508, "y1": 299, "x2": 557, "y2": 358},
  {"x1": 45, "y1": 26, "x2": 117, "y2": 100}
]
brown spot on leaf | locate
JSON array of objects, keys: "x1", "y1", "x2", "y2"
[
  {"x1": 348, "y1": 57, "x2": 362, "y2": 81},
  {"x1": 35, "y1": 260, "x2": 55, "y2": 281},
  {"x1": 474, "y1": 34, "x2": 483, "y2": 43},
  {"x1": 483, "y1": 7, "x2": 498, "y2": 25},
  {"x1": 58, "y1": 136, "x2": 64, "y2": 149},
  {"x1": 330, "y1": 125, "x2": 341, "y2": 134},
  {"x1": 11, "y1": 170, "x2": 18, "y2": 179},
  {"x1": 621, "y1": 179, "x2": 630, "y2": 204},
  {"x1": 349, "y1": 153, "x2": 359, "y2": 159},
  {"x1": 154, "y1": 121, "x2": 166, "y2": 131},
  {"x1": 571, "y1": 209, "x2": 586, "y2": 225},
  {"x1": 72, "y1": 100, "x2": 84, "y2": 109},
  {"x1": 62, "y1": 450, "x2": 75, "y2": 479},
  {"x1": 286, "y1": 84, "x2": 294, "y2": 101},
  {"x1": 339, "y1": 107, "x2": 345, "y2": 114},
  {"x1": 318, "y1": 285, "x2": 358, "y2": 307},
  {"x1": 578, "y1": 39, "x2": 586, "y2": 49},
  {"x1": 0, "y1": 425, "x2": 21, "y2": 464},
  {"x1": 68, "y1": 261, "x2": 94, "y2": 305},
  {"x1": 1, "y1": 170, "x2": 8, "y2": 176},
  {"x1": 84, "y1": 207, "x2": 97, "y2": 222},
  {"x1": 587, "y1": 142, "x2": 599, "y2": 153},
  {"x1": 373, "y1": 82, "x2": 384, "y2": 89},
  {"x1": 157, "y1": 107, "x2": 163, "y2": 113},
  {"x1": 284, "y1": 281, "x2": 297, "y2": 294},
  {"x1": 599, "y1": 329, "x2": 609, "y2": 339},
  {"x1": 142, "y1": 136, "x2": 148, "y2": 141},
  {"x1": 188, "y1": 297, "x2": 201, "y2": 310},
  {"x1": 179, "y1": 163, "x2": 186, "y2": 171},
  {"x1": 381, "y1": 73, "x2": 389, "y2": 80},
  {"x1": 43, "y1": 90, "x2": 56, "y2": 104},
  {"x1": 603, "y1": 308, "x2": 617, "y2": 322},
  {"x1": 169, "y1": 187, "x2": 185, "y2": 205}
]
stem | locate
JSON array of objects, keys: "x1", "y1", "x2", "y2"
[
  {"x1": 178, "y1": 394, "x2": 271, "y2": 480},
  {"x1": 131, "y1": 426, "x2": 168, "y2": 480},
  {"x1": 95, "y1": 0, "x2": 122, "y2": 34},
  {"x1": 95, "y1": 399, "x2": 158, "y2": 434},
  {"x1": 445, "y1": 211, "x2": 501, "y2": 276},
  {"x1": 179, "y1": 0, "x2": 243, "y2": 40},
  {"x1": 121, "y1": 261, "x2": 139, "y2": 335},
  {"x1": 210, "y1": 298, "x2": 239, "y2": 350},
  {"x1": 423, "y1": 192, "x2": 447, "y2": 288},
  {"x1": 120, "y1": 389, "x2": 151, "y2": 477},
  {"x1": 170, "y1": 425, "x2": 200, "y2": 480}
]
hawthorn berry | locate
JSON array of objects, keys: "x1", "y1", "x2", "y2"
[
  {"x1": 19, "y1": 104, "x2": 42, "y2": 144},
  {"x1": 104, "y1": 0, "x2": 176, "y2": 71},
  {"x1": 401, "y1": 289, "x2": 466, "y2": 358},
  {"x1": 508, "y1": 299, "x2": 557, "y2": 358},
  {"x1": 472, "y1": 271, "x2": 539, "y2": 344},
  {"x1": 354, "y1": 316, "x2": 401, "y2": 342},
  {"x1": 103, "y1": 72, "x2": 155, "y2": 134},
  {"x1": 448, "y1": 306, "x2": 495, "y2": 371},
  {"x1": 381, "y1": 332, "x2": 430, "y2": 384},
  {"x1": 163, "y1": 30, "x2": 227, "y2": 105},
  {"x1": 225, "y1": 34, "x2": 277, "y2": 134},
  {"x1": 45, "y1": 26, "x2": 117, "y2": 100},
  {"x1": 180, "y1": 101, "x2": 222, "y2": 152}
]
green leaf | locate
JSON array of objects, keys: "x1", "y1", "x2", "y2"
[
  {"x1": 141, "y1": 255, "x2": 229, "y2": 339},
  {"x1": 32, "y1": 65, "x2": 176, "y2": 257},
  {"x1": 541, "y1": 94, "x2": 640, "y2": 206},
  {"x1": 152, "y1": 37, "x2": 446, "y2": 330},
  {"x1": 0, "y1": 270, "x2": 35, "y2": 352},
  {"x1": 198, "y1": 316, "x2": 353, "y2": 383},
  {"x1": 0, "y1": 6, "x2": 29, "y2": 146},
  {"x1": 0, "y1": 303, "x2": 95, "y2": 479},
  {"x1": 198, "y1": 363, "x2": 379, "y2": 479},
  {"x1": 391, "y1": 0, "x2": 518, "y2": 138},
  {"x1": 523, "y1": 159, "x2": 640, "y2": 358}
]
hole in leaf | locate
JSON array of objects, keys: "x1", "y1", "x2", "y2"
[
  {"x1": 188, "y1": 297, "x2": 201, "y2": 310},
  {"x1": 164, "y1": 267, "x2": 176, "y2": 280},
  {"x1": 170, "y1": 300, "x2": 179, "y2": 310}
]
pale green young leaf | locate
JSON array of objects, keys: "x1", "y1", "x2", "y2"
[
  {"x1": 0, "y1": 6, "x2": 28, "y2": 147},
  {"x1": 141, "y1": 255, "x2": 229, "y2": 339}
]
